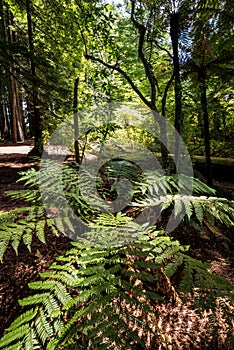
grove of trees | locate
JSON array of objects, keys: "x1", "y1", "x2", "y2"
[{"x1": 0, "y1": 0, "x2": 233, "y2": 177}]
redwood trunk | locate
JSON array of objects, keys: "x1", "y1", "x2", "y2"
[{"x1": 26, "y1": 0, "x2": 43, "y2": 155}]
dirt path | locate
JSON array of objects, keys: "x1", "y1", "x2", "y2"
[
  {"x1": 0, "y1": 141, "x2": 33, "y2": 153},
  {"x1": 0, "y1": 145, "x2": 32, "y2": 155},
  {"x1": 0, "y1": 141, "x2": 33, "y2": 165},
  {"x1": 0, "y1": 142, "x2": 34, "y2": 212}
]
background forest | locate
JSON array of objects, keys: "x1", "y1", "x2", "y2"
[
  {"x1": 1, "y1": 0, "x2": 234, "y2": 166},
  {"x1": 0, "y1": 0, "x2": 234, "y2": 349}
]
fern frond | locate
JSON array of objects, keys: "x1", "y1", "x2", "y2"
[
  {"x1": 18, "y1": 293, "x2": 51, "y2": 306},
  {"x1": 6, "y1": 309, "x2": 38, "y2": 332},
  {"x1": 1, "y1": 166, "x2": 234, "y2": 349},
  {"x1": 35, "y1": 220, "x2": 46, "y2": 243},
  {"x1": 24, "y1": 329, "x2": 40, "y2": 350},
  {"x1": 35, "y1": 308, "x2": 54, "y2": 344},
  {"x1": 0, "y1": 324, "x2": 30, "y2": 348},
  {"x1": 192, "y1": 177, "x2": 216, "y2": 195},
  {"x1": 1, "y1": 231, "x2": 233, "y2": 349},
  {"x1": 134, "y1": 194, "x2": 234, "y2": 229}
]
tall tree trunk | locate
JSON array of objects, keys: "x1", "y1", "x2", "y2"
[
  {"x1": 170, "y1": 12, "x2": 182, "y2": 170},
  {"x1": 129, "y1": 0, "x2": 169, "y2": 169},
  {"x1": 3, "y1": 98, "x2": 10, "y2": 138},
  {"x1": 73, "y1": 78, "x2": 80, "y2": 164},
  {"x1": 26, "y1": 0, "x2": 43, "y2": 155},
  {"x1": 198, "y1": 65, "x2": 212, "y2": 186},
  {"x1": 8, "y1": 74, "x2": 17, "y2": 142},
  {"x1": 0, "y1": 98, "x2": 10, "y2": 139},
  {"x1": 161, "y1": 73, "x2": 174, "y2": 170},
  {"x1": 16, "y1": 87, "x2": 25, "y2": 141},
  {"x1": 26, "y1": 97, "x2": 34, "y2": 138},
  {"x1": 0, "y1": 0, "x2": 8, "y2": 141},
  {"x1": 0, "y1": 1, "x2": 25, "y2": 142},
  {"x1": 9, "y1": 11, "x2": 24, "y2": 142},
  {"x1": 0, "y1": 97, "x2": 5, "y2": 139}
]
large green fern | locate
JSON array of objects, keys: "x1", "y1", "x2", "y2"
[
  {"x1": 0, "y1": 230, "x2": 232, "y2": 350},
  {"x1": 131, "y1": 170, "x2": 234, "y2": 231},
  {"x1": 1, "y1": 162, "x2": 233, "y2": 260},
  {"x1": 0, "y1": 161, "x2": 233, "y2": 349}
]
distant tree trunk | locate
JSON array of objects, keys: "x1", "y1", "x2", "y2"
[
  {"x1": 198, "y1": 65, "x2": 212, "y2": 186},
  {"x1": 26, "y1": 97, "x2": 34, "y2": 138},
  {"x1": 0, "y1": 103, "x2": 4, "y2": 140},
  {"x1": 2, "y1": 97, "x2": 11, "y2": 139},
  {"x1": 170, "y1": 12, "x2": 183, "y2": 170},
  {"x1": 161, "y1": 73, "x2": 174, "y2": 170},
  {"x1": 8, "y1": 74, "x2": 17, "y2": 142},
  {"x1": 197, "y1": 110, "x2": 204, "y2": 138},
  {"x1": 0, "y1": 0, "x2": 7, "y2": 141},
  {"x1": 16, "y1": 88, "x2": 25, "y2": 141},
  {"x1": 26, "y1": 0, "x2": 43, "y2": 155},
  {"x1": 0, "y1": 1, "x2": 25, "y2": 142},
  {"x1": 73, "y1": 78, "x2": 80, "y2": 164},
  {"x1": 9, "y1": 11, "x2": 25, "y2": 142}
]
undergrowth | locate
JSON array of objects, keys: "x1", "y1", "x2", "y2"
[{"x1": 0, "y1": 159, "x2": 233, "y2": 349}]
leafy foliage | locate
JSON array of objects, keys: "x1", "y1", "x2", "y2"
[
  {"x1": 0, "y1": 231, "x2": 233, "y2": 350},
  {"x1": 0, "y1": 162, "x2": 233, "y2": 348},
  {"x1": 1, "y1": 0, "x2": 233, "y2": 346},
  {"x1": 0, "y1": 162, "x2": 233, "y2": 259}
]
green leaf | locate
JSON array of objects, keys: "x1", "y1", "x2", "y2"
[
  {"x1": 36, "y1": 220, "x2": 46, "y2": 243},
  {"x1": 0, "y1": 324, "x2": 30, "y2": 347},
  {"x1": 7, "y1": 309, "x2": 38, "y2": 332}
]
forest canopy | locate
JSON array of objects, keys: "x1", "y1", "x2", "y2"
[{"x1": 0, "y1": 0, "x2": 233, "y2": 168}]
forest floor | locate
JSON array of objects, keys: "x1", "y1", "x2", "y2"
[{"x1": 0, "y1": 143, "x2": 233, "y2": 349}]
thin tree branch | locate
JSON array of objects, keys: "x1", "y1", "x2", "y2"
[
  {"x1": 154, "y1": 41, "x2": 173, "y2": 59},
  {"x1": 206, "y1": 53, "x2": 234, "y2": 69},
  {"x1": 85, "y1": 53, "x2": 152, "y2": 109},
  {"x1": 162, "y1": 72, "x2": 174, "y2": 116},
  {"x1": 78, "y1": 23, "x2": 88, "y2": 56},
  {"x1": 130, "y1": 0, "x2": 158, "y2": 109}
]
